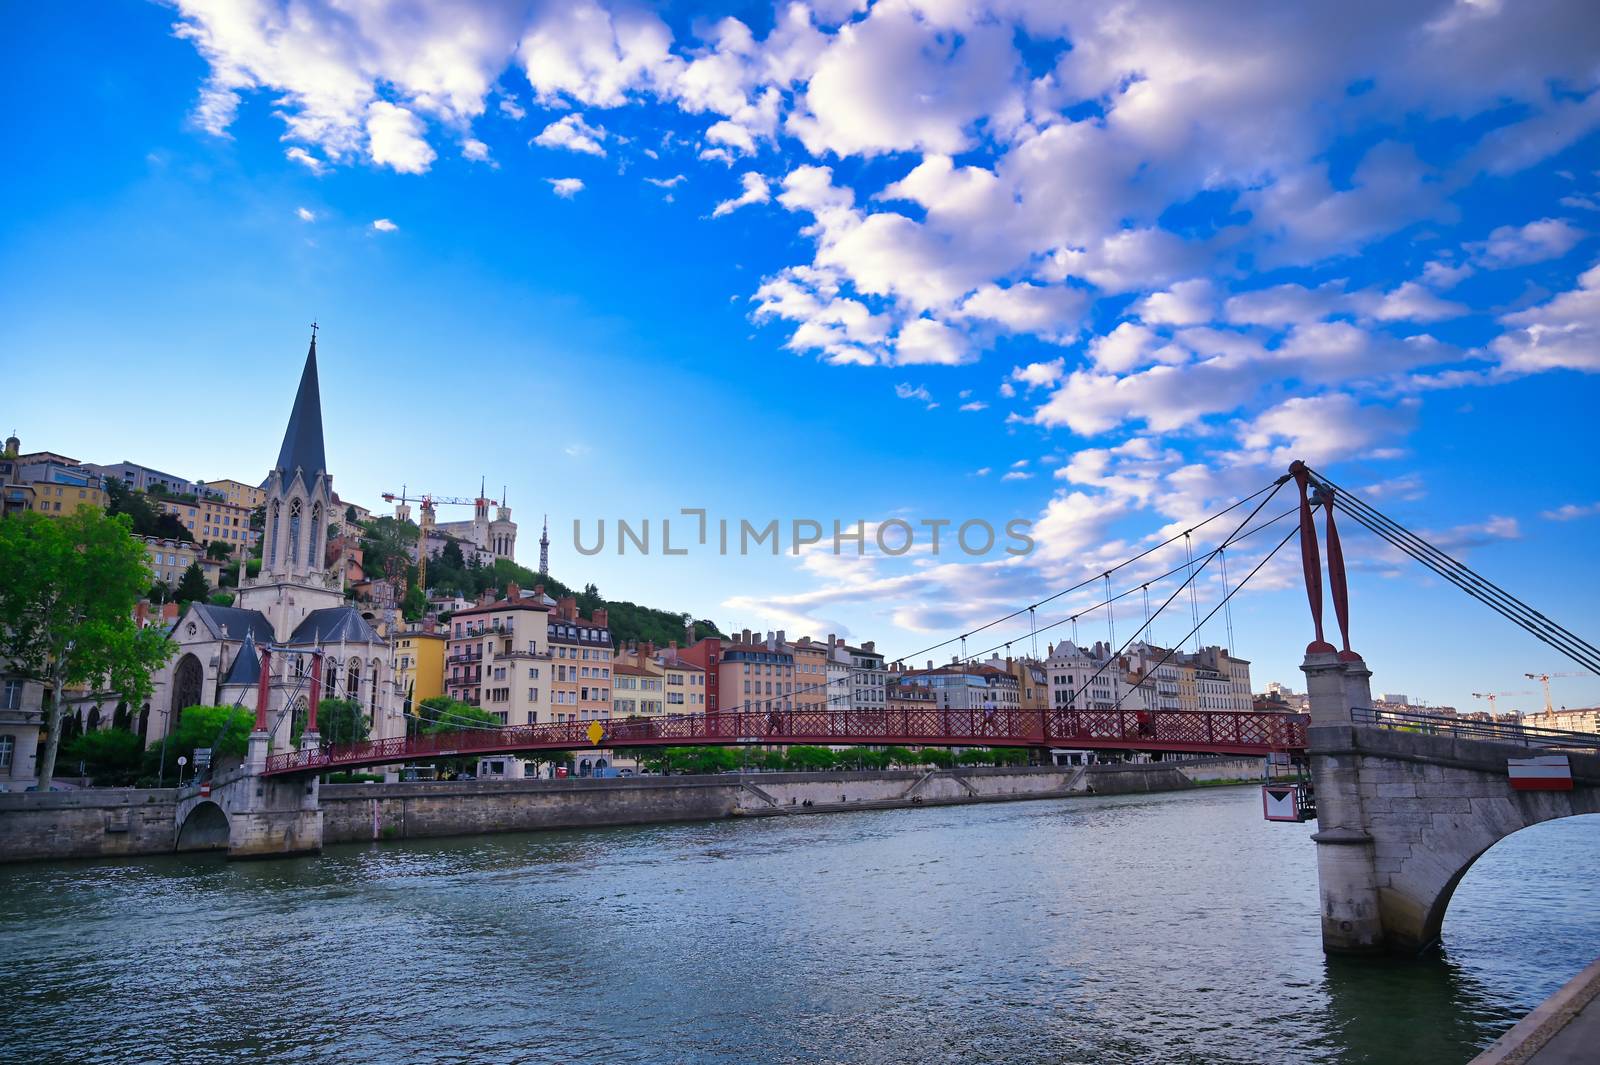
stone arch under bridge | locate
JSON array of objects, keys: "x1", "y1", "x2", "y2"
[
  {"x1": 175, "y1": 800, "x2": 229, "y2": 852},
  {"x1": 1305, "y1": 653, "x2": 1600, "y2": 954}
]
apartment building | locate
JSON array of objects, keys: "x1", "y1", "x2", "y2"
[
  {"x1": 893, "y1": 660, "x2": 1022, "y2": 711},
  {"x1": 842, "y1": 638, "x2": 887, "y2": 711},
  {"x1": 784, "y1": 635, "x2": 831, "y2": 717},
  {"x1": 547, "y1": 596, "x2": 612, "y2": 723},
  {"x1": 720, "y1": 630, "x2": 795, "y2": 716},
  {"x1": 141, "y1": 535, "x2": 223, "y2": 588},
  {"x1": 203, "y1": 478, "x2": 267, "y2": 509},
  {"x1": 611, "y1": 662, "x2": 665, "y2": 718},
  {"x1": 156, "y1": 494, "x2": 255, "y2": 548},
  {"x1": 445, "y1": 586, "x2": 552, "y2": 725},
  {"x1": 393, "y1": 623, "x2": 448, "y2": 707}
]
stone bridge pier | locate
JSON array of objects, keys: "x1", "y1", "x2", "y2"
[
  {"x1": 1305, "y1": 651, "x2": 1600, "y2": 954},
  {"x1": 174, "y1": 730, "x2": 323, "y2": 859}
]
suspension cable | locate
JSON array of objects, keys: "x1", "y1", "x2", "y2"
[
  {"x1": 1306, "y1": 467, "x2": 1600, "y2": 674},
  {"x1": 1113, "y1": 525, "x2": 1299, "y2": 711}
]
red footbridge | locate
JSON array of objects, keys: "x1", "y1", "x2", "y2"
[{"x1": 263, "y1": 706, "x2": 1308, "y2": 776}]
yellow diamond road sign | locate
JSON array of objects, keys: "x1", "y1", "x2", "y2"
[{"x1": 587, "y1": 721, "x2": 605, "y2": 746}]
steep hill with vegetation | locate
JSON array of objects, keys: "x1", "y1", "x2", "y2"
[{"x1": 358, "y1": 519, "x2": 723, "y2": 647}]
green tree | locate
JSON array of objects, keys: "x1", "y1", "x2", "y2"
[
  {"x1": 415, "y1": 696, "x2": 500, "y2": 734},
  {"x1": 0, "y1": 510, "x2": 176, "y2": 790},
  {"x1": 359, "y1": 515, "x2": 421, "y2": 589},
  {"x1": 175, "y1": 560, "x2": 210, "y2": 603},
  {"x1": 783, "y1": 745, "x2": 838, "y2": 771},
  {"x1": 205, "y1": 540, "x2": 233, "y2": 560},
  {"x1": 921, "y1": 749, "x2": 955, "y2": 769},
  {"x1": 401, "y1": 583, "x2": 426, "y2": 621},
  {"x1": 293, "y1": 697, "x2": 369, "y2": 747},
  {"x1": 145, "y1": 704, "x2": 254, "y2": 783},
  {"x1": 209, "y1": 592, "x2": 235, "y2": 607},
  {"x1": 60, "y1": 727, "x2": 144, "y2": 786},
  {"x1": 577, "y1": 582, "x2": 603, "y2": 615}
]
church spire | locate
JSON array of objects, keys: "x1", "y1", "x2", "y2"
[{"x1": 275, "y1": 327, "x2": 327, "y2": 477}]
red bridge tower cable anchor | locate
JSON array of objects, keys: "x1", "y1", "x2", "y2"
[{"x1": 1290, "y1": 460, "x2": 1336, "y2": 655}]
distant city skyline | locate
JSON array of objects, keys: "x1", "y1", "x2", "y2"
[{"x1": 2, "y1": 1, "x2": 1598, "y2": 713}]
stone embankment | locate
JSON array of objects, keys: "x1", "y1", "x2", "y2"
[{"x1": 0, "y1": 757, "x2": 1265, "y2": 862}]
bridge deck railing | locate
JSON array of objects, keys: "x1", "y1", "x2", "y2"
[
  {"x1": 264, "y1": 707, "x2": 1309, "y2": 775},
  {"x1": 1352, "y1": 707, "x2": 1600, "y2": 750}
]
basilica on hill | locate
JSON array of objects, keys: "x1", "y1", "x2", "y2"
[{"x1": 146, "y1": 334, "x2": 402, "y2": 748}]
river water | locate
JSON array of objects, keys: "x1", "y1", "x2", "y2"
[{"x1": 2, "y1": 786, "x2": 1595, "y2": 1065}]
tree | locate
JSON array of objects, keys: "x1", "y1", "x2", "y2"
[
  {"x1": 358, "y1": 515, "x2": 420, "y2": 589},
  {"x1": 293, "y1": 697, "x2": 369, "y2": 747},
  {"x1": 415, "y1": 696, "x2": 501, "y2": 735},
  {"x1": 209, "y1": 592, "x2": 235, "y2": 607},
  {"x1": 60, "y1": 728, "x2": 144, "y2": 786},
  {"x1": 577, "y1": 582, "x2": 603, "y2": 615},
  {"x1": 175, "y1": 560, "x2": 210, "y2": 603},
  {"x1": 205, "y1": 540, "x2": 233, "y2": 560},
  {"x1": 401, "y1": 583, "x2": 426, "y2": 621},
  {"x1": 0, "y1": 510, "x2": 175, "y2": 789},
  {"x1": 145, "y1": 704, "x2": 253, "y2": 784}
]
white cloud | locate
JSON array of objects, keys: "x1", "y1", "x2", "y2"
[
  {"x1": 712, "y1": 172, "x2": 770, "y2": 217},
  {"x1": 1231, "y1": 394, "x2": 1418, "y2": 466},
  {"x1": 548, "y1": 177, "x2": 585, "y2": 199},
  {"x1": 461, "y1": 138, "x2": 491, "y2": 162},
  {"x1": 296, "y1": 206, "x2": 315, "y2": 222},
  {"x1": 958, "y1": 284, "x2": 1086, "y2": 341},
  {"x1": 285, "y1": 146, "x2": 325, "y2": 174},
  {"x1": 960, "y1": 401, "x2": 989, "y2": 411},
  {"x1": 371, "y1": 218, "x2": 397, "y2": 232},
  {"x1": 894, "y1": 382, "x2": 935, "y2": 406},
  {"x1": 1009, "y1": 359, "x2": 1066, "y2": 389},
  {"x1": 534, "y1": 114, "x2": 608, "y2": 156},
  {"x1": 1001, "y1": 471, "x2": 1033, "y2": 481},
  {"x1": 1542, "y1": 501, "x2": 1600, "y2": 521},
  {"x1": 1135, "y1": 279, "x2": 1215, "y2": 326},
  {"x1": 1364, "y1": 281, "x2": 1469, "y2": 323},
  {"x1": 1492, "y1": 261, "x2": 1600, "y2": 373},
  {"x1": 1473, "y1": 218, "x2": 1585, "y2": 267},
  {"x1": 646, "y1": 174, "x2": 686, "y2": 188},
  {"x1": 366, "y1": 101, "x2": 436, "y2": 174},
  {"x1": 893, "y1": 317, "x2": 971, "y2": 366}
]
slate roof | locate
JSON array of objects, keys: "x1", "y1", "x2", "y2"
[
  {"x1": 275, "y1": 337, "x2": 327, "y2": 477},
  {"x1": 288, "y1": 606, "x2": 382, "y2": 646},
  {"x1": 189, "y1": 603, "x2": 276, "y2": 644},
  {"x1": 223, "y1": 629, "x2": 262, "y2": 687}
]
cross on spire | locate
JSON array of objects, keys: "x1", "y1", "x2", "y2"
[{"x1": 309, "y1": 320, "x2": 319, "y2": 343}]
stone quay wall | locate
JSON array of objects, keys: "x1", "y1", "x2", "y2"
[{"x1": 0, "y1": 757, "x2": 1265, "y2": 862}]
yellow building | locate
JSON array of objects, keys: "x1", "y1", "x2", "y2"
[
  {"x1": 202, "y1": 478, "x2": 267, "y2": 509},
  {"x1": 157, "y1": 494, "x2": 255, "y2": 548},
  {"x1": 25, "y1": 479, "x2": 106, "y2": 516},
  {"x1": 393, "y1": 625, "x2": 449, "y2": 709},
  {"x1": 140, "y1": 536, "x2": 223, "y2": 588}
]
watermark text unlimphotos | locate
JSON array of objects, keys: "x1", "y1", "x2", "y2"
[{"x1": 572, "y1": 510, "x2": 1035, "y2": 558}]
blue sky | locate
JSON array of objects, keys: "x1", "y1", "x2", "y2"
[{"x1": 2, "y1": 0, "x2": 1598, "y2": 712}]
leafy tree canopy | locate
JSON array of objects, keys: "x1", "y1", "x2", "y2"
[{"x1": 0, "y1": 510, "x2": 175, "y2": 789}]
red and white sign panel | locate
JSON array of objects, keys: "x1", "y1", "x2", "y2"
[
  {"x1": 1508, "y1": 755, "x2": 1573, "y2": 792},
  {"x1": 1263, "y1": 784, "x2": 1301, "y2": 821}
]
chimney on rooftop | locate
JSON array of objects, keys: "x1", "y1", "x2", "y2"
[
  {"x1": 776, "y1": 629, "x2": 785, "y2": 646},
  {"x1": 593, "y1": 607, "x2": 608, "y2": 629},
  {"x1": 862, "y1": 640, "x2": 875, "y2": 654},
  {"x1": 507, "y1": 582, "x2": 520, "y2": 601}
]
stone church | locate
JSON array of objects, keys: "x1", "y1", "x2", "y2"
[{"x1": 145, "y1": 334, "x2": 401, "y2": 748}]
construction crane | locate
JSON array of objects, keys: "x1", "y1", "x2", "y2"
[
  {"x1": 380, "y1": 486, "x2": 494, "y2": 597},
  {"x1": 1471, "y1": 690, "x2": 1536, "y2": 720},
  {"x1": 1524, "y1": 672, "x2": 1586, "y2": 714}
]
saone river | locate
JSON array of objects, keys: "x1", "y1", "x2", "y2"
[{"x1": 2, "y1": 786, "x2": 1596, "y2": 1065}]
